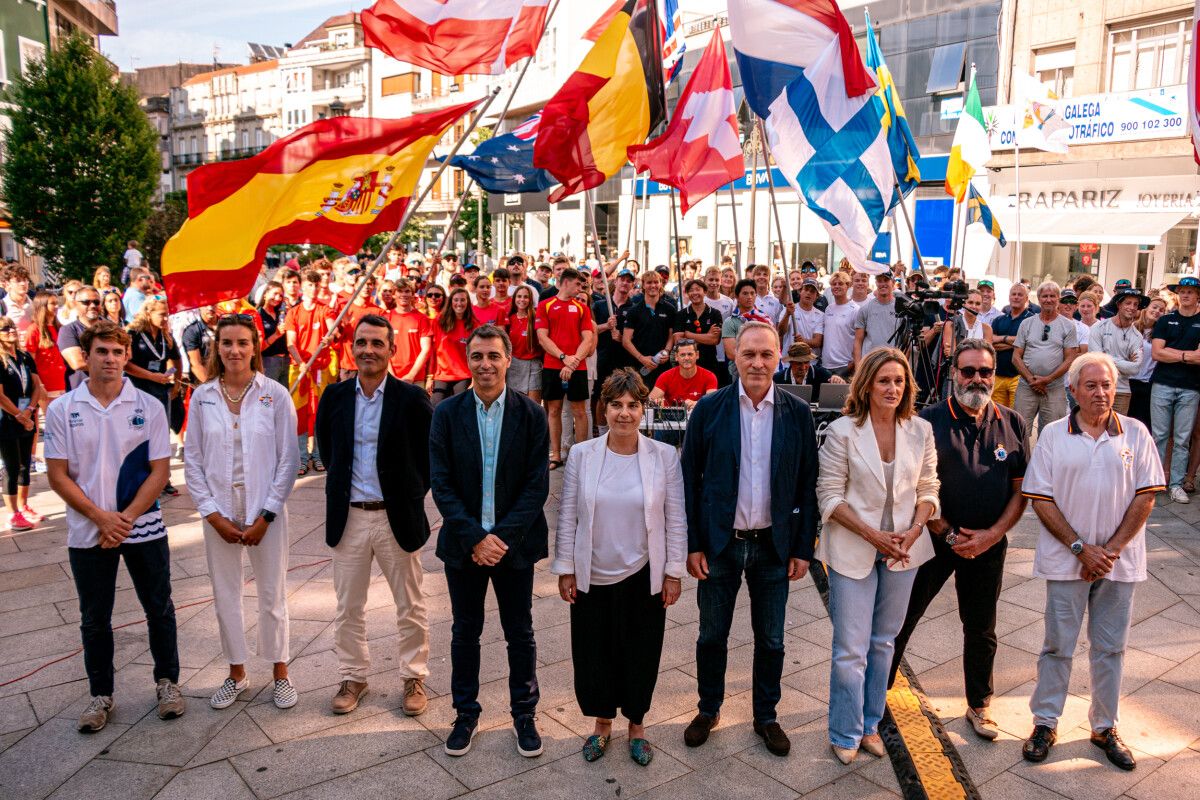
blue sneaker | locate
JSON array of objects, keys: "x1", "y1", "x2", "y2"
[
  {"x1": 514, "y1": 713, "x2": 543, "y2": 757},
  {"x1": 444, "y1": 714, "x2": 478, "y2": 757}
]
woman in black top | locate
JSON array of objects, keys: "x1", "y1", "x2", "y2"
[
  {"x1": 257, "y1": 281, "x2": 290, "y2": 386},
  {"x1": 0, "y1": 319, "x2": 45, "y2": 530},
  {"x1": 125, "y1": 298, "x2": 183, "y2": 495},
  {"x1": 674, "y1": 280, "x2": 723, "y2": 376}
]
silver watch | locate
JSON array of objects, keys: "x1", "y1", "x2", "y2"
[
  {"x1": 1070, "y1": 538, "x2": 1085, "y2": 556},
  {"x1": 944, "y1": 527, "x2": 959, "y2": 546}
]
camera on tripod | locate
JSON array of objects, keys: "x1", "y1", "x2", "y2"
[{"x1": 902, "y1": 278, "x2": 970, "y2": 316}]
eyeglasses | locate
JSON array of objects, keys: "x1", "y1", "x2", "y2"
[
  {"x1": 957, "y1": 366, "x2": 994, "y2": 379},
  {"x1": 78, "y1": 299, "x2": 101, "y2": 306},
  {"x1": 1042, "y1": 324, "x2": 1051, "y2": 341}
]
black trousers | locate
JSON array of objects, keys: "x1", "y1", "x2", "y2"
[
  {"x1": 1129, "y1": 379, "x2": 1152, "y2": 431},
  {"x1": 68, "y1": 537, "x2": 179, "y2": 697},
  {"x1": 0, "y1": 433, "x2": 34, "y2": 494},
  {"x1": 570, "y1": 565, "x2": 665, "y2": 725},
  {"x1": 889, "y1": 533, "x2": 1007, "y2": 709}
]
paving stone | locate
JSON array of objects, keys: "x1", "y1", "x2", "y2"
[
  {"x1": 912, "y1": 642, "x2": 1037, "y2": 722},
  {"x1": 979, "y1": 769, "x2": 1071, "y2": 799},
  {"x1": 1159, "y1": 650, "x2": 1200, "y2": 693},
  {"x1": 1126, "y1": 747, "x2": 1200, "y2": 800},
  {"x1": 640, "y1": 754, "x2": 799, "y2": 799},
  {"x1": 1008, "y1": 724, "x2": 1162, "y2": 800},
  {"x1": 0, "y1": 563, "x2": 72, "y2": 592},
  {"x1": 768, "y1": 772, "x2": 894, "y2": 799},
  {"x1": 1114, "y1": 679, "x2": 1200, "y2": 759},
  {"x1": 0, "y1": 602, "x2": 64, "y2": 638},
  {"x1": 1126, "y1": 613, "x2": 1200, "y2": 663},
  {"x1": 155, "y1": 760, "x2": 257, "y2": 800},
  {"x1": 184, "y1": 709, "x2": 274, "y2": 767},
  {"x1": 100, "y1": 698, "x2": 244, "y2": 767},
  {"x1": 0, "y1": 726, "x2": 33, "y2": 754},
  {"x1": 937, "y1": 714, "x2": 1026, "y2": 786},
  {"x1": 45, "y1": 758, "x2": 176, "y2": 800},
  {"x1": 0, "y1": 578, "x2": 77, "y2": 614},
  {"x1": 734, "y1": 717, "x2": 884, "y2": 796},
  {"x1": 0, "y1": 692, "x2": 37, "y2": 735},
  {"x1": 275, "y1": 750, "x2": 464, "y2": 799},
  {"x1": 0, "y1": 717, "x2": 130, "y2": 800},
  {"x1": 426, "y1": 709, "x2": 578, "y2": 790}
]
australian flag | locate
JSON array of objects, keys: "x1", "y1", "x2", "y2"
[{"x1": 445, "y1": 112, "x2": 557, "y2": 194}]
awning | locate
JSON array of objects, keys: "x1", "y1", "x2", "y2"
[{"x1": 991, "y1": 209, "x2": 1191, "y2": 245}]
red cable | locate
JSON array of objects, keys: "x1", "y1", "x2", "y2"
[{"x1": 0, "y1": 557, "x2": 332, "y2": 689}]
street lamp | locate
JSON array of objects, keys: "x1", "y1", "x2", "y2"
[{"x1": 328, "y1": 97, "x2": 347, "y2": 117}]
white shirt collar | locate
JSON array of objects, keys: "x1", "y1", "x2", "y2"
[
  {"x1": 738, "y1": 381, "x2": 775, "y2": 410},
  {"x1": 355, "y1": 375, "x2": 386, "y2": 402},
  {"x1": 79, "y1": 376, "x2": 136, "y2": 410}
]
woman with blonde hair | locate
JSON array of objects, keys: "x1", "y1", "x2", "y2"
[
  {"x1": 1129, "y1": 294, "x2": 1169, "y2": 430},
  {"x1": 184, "y1": 313, "x2": 299, "y2": 710},
  {"x1": 57, "y1": 280, "x2": 83, "y2": 325},
  {"x1": 816, "y1": 347, "x2": 940, "y2": 764},
  {"x1": 92, "y1": 266, "x2": 113, "y2": 292},
  {"x1": 126, "y1": 298, "x2": 182, "y2": 495}
]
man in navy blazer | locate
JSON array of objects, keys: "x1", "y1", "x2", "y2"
[
  {"x1": 430, "y1": 324, "x2": 550, "y2": 759},
  {"x1": 680, "y1": 321, "x2": 820, "y2": 757}
]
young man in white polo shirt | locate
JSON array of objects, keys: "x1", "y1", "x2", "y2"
[
  {"x1": 1019, "y1": 352, "x2": 1164, "y2": 771},
  {"x1": 44, "y1": 320, "x2": 183, "y2": 733}
]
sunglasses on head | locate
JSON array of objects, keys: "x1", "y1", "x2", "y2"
[
  {"x1": 957, "y1": 366, "x2": 994, "y2": 379},
  {"x1": 220, "y1": 313, "x2": 255, "y2": 324}
]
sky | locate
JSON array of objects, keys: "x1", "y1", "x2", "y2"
[{"x1": 102, "y1": 0, "x2": 728, "y2": 72}]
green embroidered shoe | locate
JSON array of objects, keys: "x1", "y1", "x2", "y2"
[
  {"x1": 582, "y1": 734, "x2": 609, "y2": 762},
  {"x1": 629, "y1": 738, "x2": 654, "y2": 766}
]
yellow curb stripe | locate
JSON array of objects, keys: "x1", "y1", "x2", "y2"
[{"x1": 887, "y1": 672, "x2": 968, "y2": 800}]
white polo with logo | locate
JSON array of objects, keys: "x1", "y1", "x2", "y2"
[
  {"x1": 1021, "y1": 411, "x2": 1164, "y2": 582},
  {"x1": 43, "y1": 378, "x2": 172, "y2": 549}
]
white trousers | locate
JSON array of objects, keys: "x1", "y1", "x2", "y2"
[
  {"x1": 332, "y1": 506, "x2": 430, "y2": 682},
  {"x1": 203, "y1": 485, "x2": 291, "y2": 665}
]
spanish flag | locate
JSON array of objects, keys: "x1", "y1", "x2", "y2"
[
  {"x1": 533, "y1": 0, "x2": 666, "y2": 203},
  {"x1": 161, "y1": 100, "x2": 479, "y2": 312}
]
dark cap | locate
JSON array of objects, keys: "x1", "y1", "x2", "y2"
[
  {"x1": 1058, "y1": 289, "x2": 1078, "y2": 304},
  {"x1": 655, "y1": 264, "x2": 670, "y2": 276},
  {"x1": 1167, "y1": 276, "x2": 1200, "y2": 293},
  {"x1": 801, "y1": 278, "x2": 820, "y2": 290},
  {"x1": 463, "y1": 263, "x2": 480, "y2": 272},
  {"x1": 1113, "y1": 278, "x2": 1133, "y2": 290},
  {"x1": 615, "y1": 268, "x2": 636, "y2": 280},
  {"x1": 442, "y1": 251, "x2": 459, "y2": 260}
]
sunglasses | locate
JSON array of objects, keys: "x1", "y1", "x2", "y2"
[
  {"x1": 957, "y1": 366, "x2": 994, "y2": 379},
  {"x1": 426, "y1": 293, "x2": 445, "y2": 301},
  {"x1": 220, "y1": 313, "x2": 256, "y2": 324},
  {"x1": 78, "y1": 299, "x2": 101, "y2": 306},
  {"x1": 1042, "y1": 324, "x2": 1051, "y2": 341},
  {"x1": 0, "y1": 327, "x2": 15, "y2": 334}
]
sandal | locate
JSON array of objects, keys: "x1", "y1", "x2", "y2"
[
  {"x1": 629, "y1": 738, "x2": 653, "y2": 766},
  {"x1": 311, "y1": 458, "x2": 325, "y2": 473},
  {"x1": 582, "y1": 734, "x2": 609, "y2": 762},
  {"x1": 297, "y1": 463, "x2": 309, "y2": 477}
]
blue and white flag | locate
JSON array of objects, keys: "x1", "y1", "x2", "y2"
[
  {"x1": 660, "y1": 0, "x2": 685, "y2": 85},
  {"x1": 729, "y1": 0, "x2": 898, "y2": 273},
  {"x1": 446, "y1": 112, "x2": 557, "y2": 194}
]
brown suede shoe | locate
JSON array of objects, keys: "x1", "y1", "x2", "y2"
[
  {"x1": 403, "y1": 678, "x2": 427, "y2": 716},
  {"x1": 330, "y1": 680, "x2": 368, "y2": 714},
  {"x1": 753, "y1": 720, "x2": 791, "y2": 757},
  {"x1": 683, "y1": 712, "x2": 720, "y2": 747}
]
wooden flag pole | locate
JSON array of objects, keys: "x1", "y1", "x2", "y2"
[
  {"x1": 289, "y1": 85, "x2": 502, "y2": 394},
  {"x1": 669, "y1": 186, "x2": 683, "y2": 285},
  {"x1": 585, "y1": 188, "x2": 615, "y2": 318},
  {"x1": 757, "y1": 119, "x2": 790, "y2": 275}
]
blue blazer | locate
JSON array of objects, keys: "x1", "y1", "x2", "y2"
[
  {"x1": 430, "y1": 388, "x2": 550, "y2": 570},
  {"x1": 681, "y1": 382, "x2": 820, "y2": 563}
]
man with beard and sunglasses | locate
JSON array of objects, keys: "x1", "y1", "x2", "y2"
[{"x1": 888, "y1": 340, "x2": 1030, "y2": 742}]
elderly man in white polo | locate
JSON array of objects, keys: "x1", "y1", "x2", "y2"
[{"x1": 1019, "y1": 352, "x2": 1164, "y2": 771}]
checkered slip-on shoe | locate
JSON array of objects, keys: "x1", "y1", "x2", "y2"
[
  {"x1": 273, "y1": 678, "x2": 299, "y2": 709},
  {"x1": 210, "y1": 677, "x2": 248, "y2": 710}
]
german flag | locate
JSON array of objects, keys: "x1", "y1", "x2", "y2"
[
  {"x1": 533, "y1": 0, "x2": 666, "y2": 203},
  {"x1": 161, "y1": 100, "x2": 479, "y2": 312}
]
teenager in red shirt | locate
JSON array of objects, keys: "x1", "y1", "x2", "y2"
[
  {"x1": 471, "y1": 274, "x2": 505, "y2": 327},
  {"x1": 535, "y1": 267, "x2": 595, "y2": 468},
  {"x1": 431, "y1": 288, "x2": 475, "y2": 404},
  {"x1": 649, "y1": 340, "x2": 717, "y2": 409},
  {"x1": 285, "y1": 270, "x2": 336, "y2": 474},
  {"x1": 504, "y1": 284, "x2": 541, "y2": 400},
  {"x1": 383, "y1": 279, "x2": 433, "y2": 384}
]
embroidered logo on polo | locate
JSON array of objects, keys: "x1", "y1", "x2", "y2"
[
  {"x1": 994, "y1": 445, "x2": 1008, "y2": 462},
  {"x1": 258, "y1": 395, "x2": 274, "y2": 408},
  {"x1": 68, "y1": 411, "x2": 84, "y2": 428},
  {"x1": 1120, "y1": 447, "x2": 1134, "y2": 469},
  {"x1": 128, "y1": 409, "x2": 146, "y2": 429}
]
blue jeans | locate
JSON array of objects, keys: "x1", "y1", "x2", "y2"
[
  {"x1": 827, "y1": 558, "x2": 917, "y2": 749},
  {"x1": 695, "y1": 536, "x2": 788, "y2": 724},
  {"x1": 1150, "y1": 383, "x2": 1199, "y2": 488}
]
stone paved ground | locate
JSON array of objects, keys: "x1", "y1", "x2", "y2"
[{"x1": 1, "y1": 459, "x2": 1199, "y2": 799}]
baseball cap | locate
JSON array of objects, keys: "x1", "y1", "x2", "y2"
[
  {"x1": 442, "y1": 251, "x2": 459, "y2": 260},
  {"x1": 655, "y1": 264, "x2": 670, "y2": 276},
  {"x1": 801, "y1": 278, "x2": 820, "y2": 290},
  {"x1": 977, "y1": 279, "x2": 995, "y2": 289},
  {"x1": 800, "y1": 262, "x2": 818, "y2": 273},
  {"x1": 1058, "y1": 288, "x2": 1078, "y2": 304},
  {"x1": 463, "y1": 263, "x2": 480, "y2": 272},
  {"x1": 616, "y1": 268, "x2": 636, "y2": 280},
  {"x1": 1112, "y1": 287, "x2": 1150, "y2": 309},
  {"x1": 1113, "y1": 278, "x2": 1133, "y2": 290},
  {"x1": 591, "y1": 269, "x2": 604, "y2": 280}
]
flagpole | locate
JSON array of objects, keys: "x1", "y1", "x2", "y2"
[
  {"x1": 433, "y1": 177, "x2": 476, "y2": 263},
  {"x1": 758, "y1": 119, "x2": 790, "y2": 275},
  {"x1": 585, "y1": 188, "x2": 615, "y2": 317},
  {"x1": 624, "y1": 176, "x2": 638, "y2": 255},
  {"x1": 727, "y1": 183, "x2": 741, "y2": 272},
  {"x1": 893, "y1": 181, "x2": 926, "y2": 270},
  {"x1": 669, "y1": 187, "x2": 683, "y2": 284},
  {"x1": 1013, "y1": 141, "x2": 1022, "y2": 282},
  {"x1": 638, "y1": 176, "x2": 650, "y2": 265},
  {"x1": 747, "y1": 121, "x2": 761, "y2": 269},
  {"x1": 289, "y1": 86, "x2": 502, "y2": 394}
]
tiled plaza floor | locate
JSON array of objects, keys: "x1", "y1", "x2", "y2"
[{"x1": 1, "y1": 460, "x2": 1198, "y2": 799}]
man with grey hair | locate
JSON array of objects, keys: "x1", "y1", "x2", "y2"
[
  {"x1": 890, "y1": 339, "x2": 1030, "y2": 740},
  {"x1": 1020, "y1": 352, "x2": 1164, "y2": 771},
  {"x1": 681, "y1": 320, "x2": 819, "y2": 757},
  {"x1": 1012, "y1": 281, "x2": 1079, "y2": 435}
]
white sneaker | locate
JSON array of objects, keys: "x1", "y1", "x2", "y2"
[
  {"x1": 272, "y1": 678, "x2": 298, "y2": 709},
  {"x1": 209, "y1": 676, "x2": 249, "y2": 709},
  {"x1": 1171, "y1": 486, "x2": 1190, "y2": 505}
]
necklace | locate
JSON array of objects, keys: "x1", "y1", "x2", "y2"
[{"x1": 220, "y1": 376, "x2": 253, "y2": 405}]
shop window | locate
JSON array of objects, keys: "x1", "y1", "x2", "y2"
[
  {"x1": 926, "y1": 41, "x2": 966, "y2": 93},
  {"x1": 1034, "y1": 46, "x2": 1074, "y2": 97},
  {"x1": 1108, "y1": 15, "x2": 1192, "y2": 92}
]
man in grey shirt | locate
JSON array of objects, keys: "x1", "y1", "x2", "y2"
[
  {"x1": 1088, "y1": 287, "x2": 1147, "y2": 415},
  {"x1": 1013, "y1": 281, "x2": 1079, "y2": 435},
  {"x1": 852, "y1": 272, "x2": 902, "y2": 367}
]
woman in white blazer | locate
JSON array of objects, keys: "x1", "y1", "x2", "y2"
[
  {"x1": 184, "y1": 314, "x2": 300, "y2": 711},
  {"x1": 553, "y1": 368, "x2": 687, "y2": 767},
  {"x1": 816, "y1": 347, "x2": 940, "y2": 765}
]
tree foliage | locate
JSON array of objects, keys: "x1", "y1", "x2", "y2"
[
  {"x1": 1, "y1": 35, "x2": 159, "y2": 282},
  {"x1": 142, "y1": 191, "x2": 188, "y2": 272},
  {"x1": 456, "y1": 188, "x2": 492, "y2": 255}
]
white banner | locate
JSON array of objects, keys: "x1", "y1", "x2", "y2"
[{"x1": 986, "y1": 84, "x2": 1188, "y2": 150}]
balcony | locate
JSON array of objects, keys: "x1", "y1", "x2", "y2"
[
  {"x1": 63, "y1": 1, "x2": 119, "y2": 36},
  {"x1": 413, "y1": 83, "x2": 488, "y2": 111},
  {"x1": 308, "y1": 83, "x2": 365, "y2": 107}
]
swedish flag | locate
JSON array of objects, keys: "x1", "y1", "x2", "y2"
[
  {"x1": 966, "y1": 185, "x2": 1006, "y2": 247},
  {"x1": 865, "y1": 11, "x2": 920, "y2": 199}
]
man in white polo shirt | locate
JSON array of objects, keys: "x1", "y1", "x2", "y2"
[
  {"x1": 1019, "y1": 352, "x2": 1164, "y2": 771},
  {"x1": 44, "y1": 320, "x2": 184, "y2": 734}
]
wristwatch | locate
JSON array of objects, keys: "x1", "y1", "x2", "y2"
[
  {"x1": 1070, "y1": 538, "x2": 1085, "y2": 556},
  {"x1": 944, "y1": 526, "x2": 959, "y2": 546},
  {"x1": 259, "y1": 509, "x2": 277, "y2": 524}
]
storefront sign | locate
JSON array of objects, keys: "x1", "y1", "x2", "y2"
[
  {"x1": 1001, "y1": 188, "x2": 1200, "y2": 212},
  {"x1": 986, "y1": 85, "x2": 1187, "y2": 150}
]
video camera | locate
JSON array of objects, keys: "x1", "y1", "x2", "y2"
[{"x1": 896, "y1": 278, "x2": 970, "y2": 319}]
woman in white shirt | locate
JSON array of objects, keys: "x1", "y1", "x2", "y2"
[
  {"x1": 184, "y1": 314, "x2": 300, "y2": 711},
  {"x1": 553, "y1": 368, "x2": 687, "y2": 767},
  {"x1": 816, "y1": 347, "x2": 940, "y2": 764}
]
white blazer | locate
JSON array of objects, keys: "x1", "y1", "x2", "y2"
[
  {"x1": 552, "y1": 433, "x2": 688, "y2": 594},
  {"x1": 815, "y1": 414, "x2": 941, "y2": 579},
  {"x1": 184, "y1": 372, "x2": 299, "y2": 528}
]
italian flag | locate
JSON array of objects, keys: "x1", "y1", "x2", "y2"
[{"x1": 945, "y1": 70, "x2": 991, "y2": 202}]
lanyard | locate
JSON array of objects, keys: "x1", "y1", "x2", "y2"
[
  {"x1": 7, "y1": 358, "x2": 28, "y2": 395},
  {"x1": 140, "y1": 330, "x2": 167, "y2": 362}
]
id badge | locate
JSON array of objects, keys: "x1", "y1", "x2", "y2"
[
  {"x1": 17, "y1": 398, "x2": 30, "y2": 411},
  {"x1": 148, "y1": 360, "x2": 162, "y2": 372}
]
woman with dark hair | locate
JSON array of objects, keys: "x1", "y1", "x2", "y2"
[
  {"x1": 184, "y1": 314, "x2": 300, "y2": 711},
  {"x1": 816, "y1": 347, "x2": 940, "y2": 764},
  {"x1": 504, "y1": 284, "x2": 541, "y2": 400},
  {"x1": 257, "y1": 281, "x2": 290, "y2": 386},
  {"x1": 553, "y1": 368, "x2": 687, "y2": 766},
  {"x1": 101, "y1": 289, "x2": 126, "y2": 327},
  {"x1": 0, "y1": 317, "x2": 46, "y2": 530},
  {"x1": 431, "y1": 288, "x2": 476, "y2": 404},
  {"x1": 125, "y1": 298, "x2": 183, "y2": 495},
  {"x1": 675, "y1": 279, "x2": 723, "y2": 375}
]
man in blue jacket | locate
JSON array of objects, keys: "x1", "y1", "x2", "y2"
[
  {"x1": 680, "y1": 320, "x2": 820, "y2": 757},
  {"x1": 430, "y1": 324, "x2": 550, "y2": 760}
]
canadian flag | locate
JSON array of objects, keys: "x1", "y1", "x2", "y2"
[
  {"x1": 628, "y1": 31, "x2": 745, "y2": 215},
  {"x1": 362, "y1": 0, "x2": 550, "y2": 76}
]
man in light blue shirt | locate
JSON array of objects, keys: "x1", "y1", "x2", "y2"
[
  {"x1": 475, "y1": 389, "x2": 505, "y2": 531},
  {"x1": 350, "y1": 378, "x2": 385, "y2": 502},
  {"x1": 122, "y1": 268, "x2": 154, "y2": 319}
]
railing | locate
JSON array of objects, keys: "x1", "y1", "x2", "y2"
[{"x1": 173, "y1": 146, "x2": 268, "y2": 167}]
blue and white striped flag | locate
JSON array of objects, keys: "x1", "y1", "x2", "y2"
[{"x1": 729, "y1": 0, "x2": 898, "y2": 273}]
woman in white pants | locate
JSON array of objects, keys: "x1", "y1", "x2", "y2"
[{"x1": 184, "y1": 313, "x2": 300, "y2": 709}]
